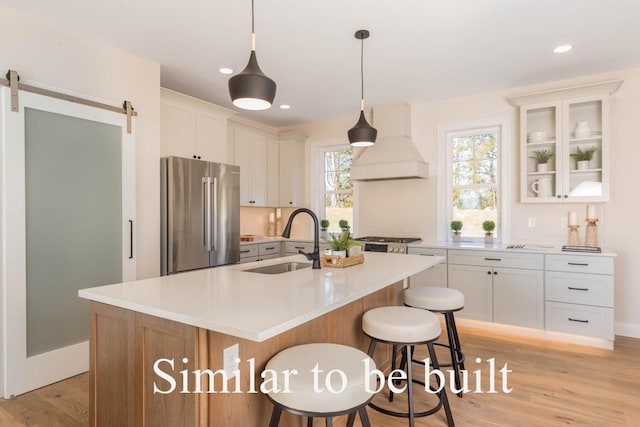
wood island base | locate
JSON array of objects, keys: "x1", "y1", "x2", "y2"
[{"x1": 89, "y1": 282, "x2": 403, "y2": 427}]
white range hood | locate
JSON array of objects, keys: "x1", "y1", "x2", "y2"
[{"x1": 351, "y1": 102, "x2": 429, "y2": 181}]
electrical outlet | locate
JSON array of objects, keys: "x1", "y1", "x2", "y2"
[
  {"x1": 528, "y1": 217, "x2": 536, "y2": 228},
  {"x1": 560, "y1": 216, "x2": 568, "y2": 228},
  {"x1": 223, "y1": 343, "x2": 239, "y2": 379}
]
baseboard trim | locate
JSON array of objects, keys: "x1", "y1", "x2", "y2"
[{"x1": 615, "y1": 321, "x2": 640, "y2": 338}]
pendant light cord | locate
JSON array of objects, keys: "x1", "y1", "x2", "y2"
[
  {"x1": 250, "y1": 0, "x2": 256, "y2": 51},
  {"x1": 360, "y1": 36, "x2": 364, "y2": 111}
]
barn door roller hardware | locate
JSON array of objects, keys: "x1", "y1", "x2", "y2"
[{"x1": 2, "y1": 69, "x2": 138, "y2": 134}]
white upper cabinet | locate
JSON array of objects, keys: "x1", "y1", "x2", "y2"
[
  {"x1": 160, "y1": 88, "x2": 235, "y2": 163},
  {"x1": 278, "y1": 132, "x2": 307, "y2": 207},
  {"x1": 230, "y1": 122, "x2": 281, "y2": 207},
  {"x1": 510, "y1": 81, "x2": 622, "y2": 203}
]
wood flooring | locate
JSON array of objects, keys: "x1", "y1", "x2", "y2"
[{"x1": 0, "y1": 325, "x2": 638, "y2": 426}]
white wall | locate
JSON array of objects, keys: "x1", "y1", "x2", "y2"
[
  {"x1": 288, "y1": 68, "x2": 640, "y2": 337},
  {"x1": 0, "y1": 5, "x2": 161, "y2": 279}
]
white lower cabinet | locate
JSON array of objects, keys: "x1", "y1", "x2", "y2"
[
  {"x1": 284, "y1": 241, "x2": 329, "y2": 255},
  {"x1": 493, "y1": 267, "x2": 544, "y2": 329},
  {"x1": 448, "y1": 264, "x2": 493, "y2": 322},
  {"x1": 544, "y1": 254, "x2": 614, "y2": 340},
  {"x1": 407, "y1": 247, "x2": 447, "y2": 287},
  {"x1": 447, "y1": 250, "x2": 544, "y2": 329}
]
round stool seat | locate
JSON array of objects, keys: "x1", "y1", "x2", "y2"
[
  {"x1": 404, "y1": 287, "x2": 464, "y2": 312},
  {"x1": 362, "y1": 306, "x2": 440, "y2": 343},
  {"x1": 265, "y1": 343, "x2": 375, "y2": 414}
]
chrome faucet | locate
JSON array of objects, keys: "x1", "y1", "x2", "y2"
[{"x1": 282, "y1": 208, "x2": 321, "y2": 269}]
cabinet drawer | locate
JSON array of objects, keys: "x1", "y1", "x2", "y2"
[
  {"x1": 545, "y1": 254, "x2": 613, "y2": 275},
  {"x1": 259, "y1": 253, "x2": 280, "y2": 261},
  {"x1": 448, "y1": 250, "x2": 543, "y2": 270},
  {"x1": 239, "y1": 244, "x2": 258, "y2": 258},
  {"x1": 408, "y1": 247, "x2": 447, "y2": 261},
  {"x1": 545, "y1": 271, "x2": 613, "y2": 307},
  {"x1": 545, "y1": 302, "x2": 614, "y2": 340},
  {"x1": 284, "y1": 241, "x2": 314, "y2": 254},
  {"x1": 238, "y1": 255, "x2": 259, "y2": 264},
  {"x1": 259, "y1": 242, "x2": 281, "y2": 256}
]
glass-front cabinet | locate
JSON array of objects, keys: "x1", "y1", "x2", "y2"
[{"x1": 512, "y1": 81, "x2": 621, "y2": 203}]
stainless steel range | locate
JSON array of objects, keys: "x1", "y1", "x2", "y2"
[{"x1": 355, "y1": 236, "x2": 422, "y2": 254}]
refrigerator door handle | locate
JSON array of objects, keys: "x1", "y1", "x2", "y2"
[
  {"x1": 212, "y1": 177, "x2": 218, "y2": 251},
  {"x1": 203, "y1": 177, "x2": 212, "y2": 251}
]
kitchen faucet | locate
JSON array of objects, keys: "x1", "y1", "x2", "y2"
[{"x1": 282, "y1": 208, "x2": 321, "y2": 269}]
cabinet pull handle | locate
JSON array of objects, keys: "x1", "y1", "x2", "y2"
[
  {"x1": 294, "y1": 246, "x2": 305, "y2": 249},
  {"x1": 568, "y1": 318, "x2": 589, "y2": 324},
  {"x1": 485, "y1": 257, "x2": 502, "y2": 261},
  {"x1": 128, "y1": 219, "x2": 134, "y2": 259},
  {"x1": 568, "y1": 262, "x2": 589, "y2": 267},
  {"x1": 568, "y1": 286, "x2": 589, "y2": 291},
  {"x1": 265, "y1": 246, "x2": 275, "y2": 250},
  {"x1": 487, "y1": 271, "x2": 492, "y2": 275},
  {"x1": 419, "y1": 254, "x2": 435, "y2": 256},
  {"x1": 493, "y1": 271, "x2": 498, "y2": 275},
  {"x1": 240, "y1": 250, "x2": 250, "y2": 254}
]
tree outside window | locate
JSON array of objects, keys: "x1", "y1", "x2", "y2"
[
  {"x1": 323, "y1": 149, "x2": 353, "y2": 233},
  {"x1": 449, "y1": 129, "x2": 499, "y2": 239}
]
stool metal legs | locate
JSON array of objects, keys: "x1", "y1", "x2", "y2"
[
  {"x1": 442, "y1": 312, "x2": 466, "y2": 398},
  {"x1": 366, "y1": 338, "x2": 455, "y2": 427}
]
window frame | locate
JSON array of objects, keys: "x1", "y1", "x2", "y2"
[
  {"x1": 313, "y1": 142, "x2": 358, "y2": 235},
  {"x1": 437, "y1": 118, "x2": 511, "y2": 243}
]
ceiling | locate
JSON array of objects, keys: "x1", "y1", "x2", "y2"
[{"x1": 4, "y1": 0, "x2": 640, "y2": 128}]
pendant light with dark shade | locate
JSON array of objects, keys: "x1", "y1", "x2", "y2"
[
  {"x1": 348, "y1": 30, "x2": 377, "y2": 147},
  {"x1": 228, "y1": 0, "x2": 276, "y2": 110}
]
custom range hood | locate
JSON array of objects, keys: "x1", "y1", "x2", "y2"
[{"x1": 351, "y1": 102, "x2": 429, "y2": 181}]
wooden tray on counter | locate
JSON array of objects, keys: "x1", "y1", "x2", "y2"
[{"x1": 320, "y1": 254, "x2": 364, "y2": 268}]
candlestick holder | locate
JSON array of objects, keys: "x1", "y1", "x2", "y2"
[
  {"x1": 275, "y1": 218, "x2": 282, "y2": 236},
  {"x1": 585, "y1": 218, "x2": 598, "y2": 247},
  {"x1": 267, "y1": 221, "x2": 275, "y2": 237},
  {"x1": 567, "y1": 225, "x2": 581, "y2": 246}
]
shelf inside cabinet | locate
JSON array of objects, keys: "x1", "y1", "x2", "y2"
[
  {"x1": 569, "y1": 133, "x2": 602, "y2": 143},
  {"x1": 527, "y1": 171, "x2": 556, "y2": 176},
  {"x1": 569, "y1": 168, "x2": 602, "y2": 174},
  {"x1": 526, "y1": 139, "x2": 556, "y2": 146}
]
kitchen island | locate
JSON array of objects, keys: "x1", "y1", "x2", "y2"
[{"x1": 79, "y1": 252, "x2": 442, "y2": 427}]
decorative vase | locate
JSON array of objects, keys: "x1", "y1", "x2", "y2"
[
  {"x1": 574, "y1": 121, "x2": 592, "y2": 138},
  {"x1": 348, "y1": 246, "x2": 362, "y2": 257},
  {"x1": 536, "y1": 162, "x2": 549, "y2": 172},
  {"x1": 332, "y1": 250, "x2": 346, "y2": 258},
  {"x1": 484, "y1": 234, "x2": 494, "y2": 244},
  {"x1": 577, "y1": 160, "x2": 590, "y2": 170},
  {"x1": 452, "y1": 234, "x2": 461, "y2": 242}
]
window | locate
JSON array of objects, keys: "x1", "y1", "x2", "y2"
[
  {"x1": 318, "y1": 147, "x2": 353, "y2": 233},
  {"x1": 447, "y1": 127, "x2": 500, "y2": 240}
]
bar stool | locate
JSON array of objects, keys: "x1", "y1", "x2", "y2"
[
  {"x1": 362, "y1": 306, "x2": 454, "y2": 427},
  {"x1": 404, "y1": 286, "x2": 466, "y2": 397},
  {"x1": 265, "y1": 343, "x2": 374, "y2": 427}
]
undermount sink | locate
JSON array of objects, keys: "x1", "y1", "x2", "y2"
[{"x1": 243, "y1": 262, "x2": 312, "y2": 274}]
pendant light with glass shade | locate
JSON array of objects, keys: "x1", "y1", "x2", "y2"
[
  {"x1": 228, "y1": 0, "x2": 276, "y2": 110},
  {"x1": 348, "y1": 30, "x2": 377, "y2": 147}
]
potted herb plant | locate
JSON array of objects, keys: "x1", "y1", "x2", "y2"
[
  {"x1": 338, "y1": 219, "x2": 350, "y2": 233},
  {"x1": 530, "y1": 149, "x2": 554, "y2": 172},
  {"x1": 451, "y1": 220, "x2": 463, "y2": 242},
  {"x1": 320, "y1": 219, "x2": 330, "y2": 240},
  {"x1": 328, "y1": 231, "x2": 355, "y2": 258},
  {"x1": 482, "y1": 220, "x2": 496, "y2": 244},
  {"x1": 570, "y1": 146, "x2": 597, "y2": 170}
]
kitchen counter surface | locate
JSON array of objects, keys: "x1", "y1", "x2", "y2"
[
  {"x1": 79, "y1": 252, "x2": 442, "y2": 342},
  {"x1": 409, "y1": 240, "x2": 616, "y2": 256}
]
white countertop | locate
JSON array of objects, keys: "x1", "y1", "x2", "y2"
[
  {"x1": 408, "y1": 241, "x2": 616, "y2": 256},
  {"x1": 79, "y1": 252, "x2": 442, "y2": 342}
]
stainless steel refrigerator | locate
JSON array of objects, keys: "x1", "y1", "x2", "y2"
[{"x1": 161, "y1": 157, "x2": 240, "y2": 275}]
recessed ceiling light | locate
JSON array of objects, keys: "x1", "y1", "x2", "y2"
[
  {"x1": 553, "y1": 45, "x2": 573, "y2": 54},
  {"x1": 218, "y1": 67, "x2": 234, "y2": 75},
  {"x1": 279, "y1": 104, "x2": 291, "y2": 110}
]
